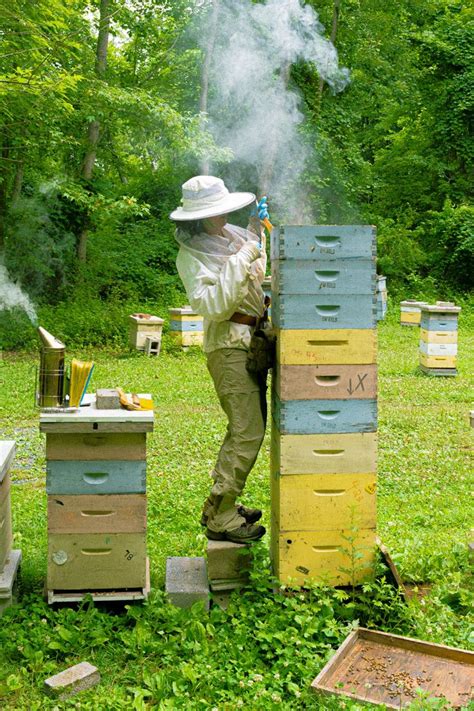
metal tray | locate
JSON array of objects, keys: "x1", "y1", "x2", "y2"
[{"x1": 311, "y1": 628, "x2": 474, "y2": 708}]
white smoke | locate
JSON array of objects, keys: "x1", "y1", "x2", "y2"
[
  {"x1": 200, "y1": 0, "x2": 350, "y2": 220},
  {"x1": 0, "y1": 258, "x2": 38, "y2": 325}
]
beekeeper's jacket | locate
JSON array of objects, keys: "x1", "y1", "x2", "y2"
[{"x1": 175, "y1": 224, "x2": 266, "y2": 353}]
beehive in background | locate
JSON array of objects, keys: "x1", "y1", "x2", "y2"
[
  {"x1": 376, "y1": 275, "x2": 387, "y2": 321},
  {"x1": 419, "y1": 303, "x2": 461, "y2": 377},
  {"x1": 168, "y1": 306, "x2": 204, "y2": 348},
  {"x1": 271, "y1": 225, "x2": 378, "y2": 587},
  {"x1": 129, "y1": 313, "x2": 164, "y2": 350},
  {"x1": 400, "y1": 300, "x2": 428, "y2": 326},
  {"x1": 0, "y1": 442, "x2": 22, "y2": 616},
  {"x1": 40, "y1": 396, "x2": 154, "y2": 603}
]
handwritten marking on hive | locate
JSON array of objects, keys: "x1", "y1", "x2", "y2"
[{"x1": 347, "y1": 373, "x2": 368, "y2": 395}]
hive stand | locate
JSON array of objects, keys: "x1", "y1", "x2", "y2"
[
  {"x1": 40, "y1": 394, "x2": 153, "y2": 604},
  {"x1": 270, "y1": 225, "x2": 378, "y2": 587},
  {"x1": 0, "y1": 441, "x2": 22, "y2": 616}
]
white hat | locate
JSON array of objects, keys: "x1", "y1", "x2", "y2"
[{"x1": 170, "y1": 175, "x2": 255, "y2": 221}]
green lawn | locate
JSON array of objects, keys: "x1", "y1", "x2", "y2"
[{"x1": 0, "y1": 310, "x2": 472, "y2": 710}]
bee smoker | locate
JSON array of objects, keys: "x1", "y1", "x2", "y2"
[{"x1": 37, "y1": 327, "x2": 66, "y2": 408}]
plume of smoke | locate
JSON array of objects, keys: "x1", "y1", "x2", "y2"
[
  {"x1": 199, "y1": 0, "x2": 350, "y2": 221},
  {"x1": 0, "y1": 256, "x2": 38, "y2": 326}
]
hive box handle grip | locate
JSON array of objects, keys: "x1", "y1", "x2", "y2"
[
  {"x1": 314, "y1": 270, "x2": 339, "y2": 282},
  {"x1": 81, "y1": 548, "x2": 112, "y2": 556},
  {"x1": 83, "y1": 473, "x2": 109, "y2": 484},
  {"x1": 313, "y1": 449, "x2": 344, "y2": 456},
  {"x1": 83, "y1": 435, "x2": 106, "y2": 446},
  {"x1": 312, "y1": 546, "x2": 339, "y2": 553},
  {"x1": 314, "y1": 490, "x2": 345, "y2": 496},
  {"x1": 314, "y1": 236, "x2": 340, "y2": 248},
  {"x1": 307, "y1": 340, "x2": 348, "y2": 346},
  {"x1": 317, "y1": 410, "x2": 340, "y2": 420},
  {"x1": 315, "y1": 376, "x2": 340, "y2": 386},
  {"x1": 80, "y1": 510, "x2": 115, "y2": 518}
]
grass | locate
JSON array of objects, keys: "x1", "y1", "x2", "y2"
[{"x1": 0, "y1": 305, "x2": 472, "y2": 710}]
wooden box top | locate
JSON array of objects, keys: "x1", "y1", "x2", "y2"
[
  {"x1": 311, "y1": 627, "x2": 474, "y2": 708},
  {"x1": 40, "y1": 394, "x2": 154, "y2": 432},
  {"x1": 0, "y1": 441, "x2": 15, "y2": 484}
]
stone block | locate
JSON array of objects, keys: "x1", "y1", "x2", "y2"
[
  {"x1": 166, "y1": 556, "x2": 209, "y2": 610},
  {"x1": 44, "y1": 662, "x2": 100, "y2": 700},
  {"x1": 206, "y1": 540, "x2": 252, "y2": 584},
  {"x1": 0, "y1": 549, "x2": 21, "y2": 617},
  {"x1": 95, "y1": 389, "x2": 120, "y2": 410}
]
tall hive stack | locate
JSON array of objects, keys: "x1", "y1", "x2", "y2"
[
  {"x1": 168, "y1": 307, "x2": 204, "y2": 348},
  {"x1": 419, "y1": 303, "x2": 461, "y2": 377},
  {"x1": 0, "y1": 441, "x2": 22, "y2": 615},
  {"x1": 40, "y1": 396, "x2": 154, "y2": 603},
  {"x1": 271, "y1": 225, "x2": 378, "y2": 586}
]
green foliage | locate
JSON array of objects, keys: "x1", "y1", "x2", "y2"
[{"x1": 0, "y1": 317, "x2": 473, "y2": 708}]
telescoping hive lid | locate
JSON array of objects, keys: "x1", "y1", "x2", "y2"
[
  {"x1": 0, "y1": 441, "x2": 15, "y2": 485},
  {"x1": 168, "y1": 306, "x2": 199, "y2": 316},
  {"x1": 311, "y1": 627, "x2": 474, "y2": 708},
  {"x1": 129, "y1": 313, "x2": 164, "y2": 325},
  {"x1": 421, "y1": 303, "x2": 461, "y2": 314}
]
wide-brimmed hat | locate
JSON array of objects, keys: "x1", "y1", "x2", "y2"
[{"x1": 170, "y1": 175, "x2": 255, "y2": 221}]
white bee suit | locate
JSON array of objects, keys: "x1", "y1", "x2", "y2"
[
  {"x1": 175, "y1": 224, "x2": 267, "y2": 352},
  {"x1": 175, "y1": 223, "x2": 268, "y2": 532}
]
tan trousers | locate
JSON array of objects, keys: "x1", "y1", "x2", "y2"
[{"x1": 205, "y1": 348, "x2": 267, "y2": 532}]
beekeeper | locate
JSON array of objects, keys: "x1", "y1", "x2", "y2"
[{"x1": 170, "y1": 175, "x2": 270, "y2": 544}]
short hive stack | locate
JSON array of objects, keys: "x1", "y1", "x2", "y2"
[
  {"x1": 0, "y1": 441, "x2": 21, "y2": 615},
  {"x1": 168, "y1": 306, "x2": 204, "y2": 348},
  {"x1": 376, "y1": 275, "x2": 387, "y2": 321},
  {"x1": 419, "y1": 302, "x2": 461, "y2": 377},
  {"x1": 400, "y1": 300, "x2": 427, "y2": 327},
  {"x1": 129, "y1": 313, "x2": 164, "y2": 351},
  {"x1": 40, "y1": 395, "x2": 154, "y2": 603},
  {"x1": 271, "y1": 225, "x2": 378, "y2": 586}
]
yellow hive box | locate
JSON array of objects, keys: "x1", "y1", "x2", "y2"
[
  {"x1": 275, "y1": 329, "x2": 377, "y2": 365},
  {"x1": 419, "y1": 352, "x2": 457, "y2": 369},
  {"x1": 169, "y1": 331, "x2": 204, "y2": 347},
  {"x1": 271, "y1": 428, "x2": 377, "y2": 476},
  {"x1": 271, "y1": 472, "x2": 376, "y2": 531},
  {"x1": 271, "y1": 524, "x2": 376, "y2": 586},
  {"x1": 400, "y1": 311, "x2": 421, "y2": 325},
  {"x1": 420, "y1": 328, "x2": 458, "y2": 344}
]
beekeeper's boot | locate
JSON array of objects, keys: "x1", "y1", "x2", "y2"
[
  {"x1": 206, "y1": 522, "x2": 266, "y2": 543},
  {"x1": 200, "y1": 495, "x2": 262, "y2": 527}
]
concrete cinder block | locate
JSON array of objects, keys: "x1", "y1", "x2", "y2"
[
  {"x1": 95, "y1": 389, "x2": 121, "y2": 410},
  {"x1": 44, "y1": 662, "x2": 100, "y2": 700},
  {"x1": 166, "y1": 557, "x2": 209, "y2": 610},
  {"x1": 206, "y1": 540, "x2": 252, "y2": 584}
]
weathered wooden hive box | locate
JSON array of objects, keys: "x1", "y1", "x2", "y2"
[{"x1": 0, "y1": 441, "x2": 22, "y2": 615}]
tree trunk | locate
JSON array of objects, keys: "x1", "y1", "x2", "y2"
[
  {"x1": 11, "y1": 159, "x2": 24, "y2": 204},
  {"x1": 258, "y1": 62, "x2": 291, "y2": 198},
  {"x1": 199, "y1": 0, "x2": 220, "y2": 175},
  {"x1": 78, "y1": 0, "x2": 111, "y2": 262},
  {"x1": 0, "y1": 133, "x2": 10, "y2": 250},
  {"x1": 319, "y1": 0, "x2": 340, "y2": 97}
]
